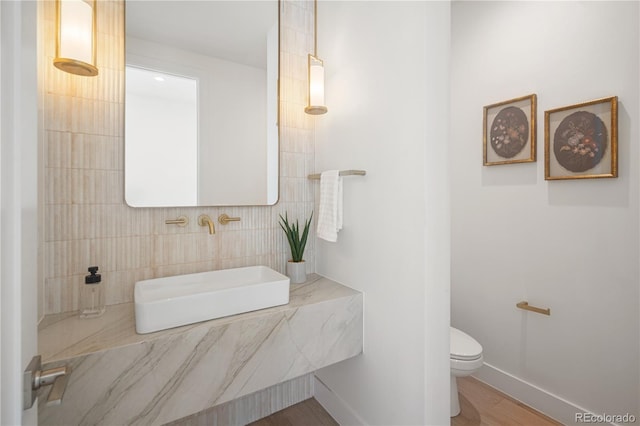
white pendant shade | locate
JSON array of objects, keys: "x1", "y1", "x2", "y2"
[
  {"x1": 305, "y1": 54, "x2": 327, "y2": 115},
  {"x1": 54, "y1": 0, "x2": 98, "y2": 77}
]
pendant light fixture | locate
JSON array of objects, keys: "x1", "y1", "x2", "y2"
[
  {"x1": 53, "y1": 0, "x2": 99, "y2": 77},
  {"x1": 305, "y1": 0, "x2": 327, "y2": 115}
]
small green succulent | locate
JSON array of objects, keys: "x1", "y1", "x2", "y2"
[{"x1": 279, "y1": 212, "x2": 313, "y2": 263}]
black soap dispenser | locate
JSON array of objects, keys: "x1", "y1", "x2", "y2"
[{"x1": 79, "y1": 266, "x2": 105, "y2": 318}]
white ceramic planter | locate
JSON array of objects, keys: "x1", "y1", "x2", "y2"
[{"x1": 286, "y1": 260, "x2": 307, "y2": 284}]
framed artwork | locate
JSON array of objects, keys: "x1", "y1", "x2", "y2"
[
  {"x1": 483, "y1": 94, "x2": 537, "y2": 166},
  {"x1": 545, "y1": 96, "x2": 618, "y2": 180}
]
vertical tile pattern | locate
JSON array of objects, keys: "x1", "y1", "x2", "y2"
[
  {"x1": 41, "y1": 0, "x2": 316, "y2": 314},
  {"x1": 165, "y1": 374, "x2": 314, "y2": 426}
]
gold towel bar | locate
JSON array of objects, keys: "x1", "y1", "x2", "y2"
[
  {"x1": 308, "y1": 170, "x2": 366, "y2": 180},
  {"x1": 516, "y1": 301, "x2": 550, "y2": 316}
]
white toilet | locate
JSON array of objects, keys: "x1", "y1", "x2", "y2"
[{"x1": 450, "y1": 326, "x2": 483, "y2": 417}]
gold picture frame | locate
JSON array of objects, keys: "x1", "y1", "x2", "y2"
[
  {"x1": 545, "y1": 96, "x2": 618, "y2": 180},
  {"x1": 483, "y1": 94, "x2": 537, "y2": 166}
]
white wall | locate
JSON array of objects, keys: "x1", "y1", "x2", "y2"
[
  {"x1": 451, "y1": 1, "x2": 639, "y2": 423},
  {"x1": 314, "y1": 2, "x2": 450, "y2": 425}
]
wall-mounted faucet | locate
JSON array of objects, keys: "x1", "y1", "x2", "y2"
[{"x1": 198, "y1": 215, "x2": 216, "y2": 235}]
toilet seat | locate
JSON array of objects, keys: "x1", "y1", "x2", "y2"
[
  {"x1": 450, "y1": 355, "x2": 484, "y2": 373},
  {"x1": 451, "y1": 353, "x2": 482, "y2": 361},
  {"x1": 450, "y1": 327, "x2": 482, "y2": 360}
]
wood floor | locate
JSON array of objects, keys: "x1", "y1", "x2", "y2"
[
  {"x1": 453, "y1": 376, "x2": 562, "y2": 426},
  {"x1": 249, "y1": 377, "x2": 560, "y2": 426}
]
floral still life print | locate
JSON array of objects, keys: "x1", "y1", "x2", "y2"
[
  {"x1": 553, "y1": 111, "x2": 607, "y2": 173},
  {"x1": 483, "y1": 94, "x2": 536, "y2": 166},
  {"x1": 545, "y1": 96, "x2": 617, "y2": 180},
  {"x1": 490, "y1": 106, "x2": 529, "y2": 159}
]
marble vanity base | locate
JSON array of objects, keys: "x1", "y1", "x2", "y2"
[{"x1": 38, "y1": 275, "x2": 362, "y2": 426}]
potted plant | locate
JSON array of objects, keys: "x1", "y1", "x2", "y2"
[{"x1": 279, "y1": 212, "x2": 313, "y2": 284}]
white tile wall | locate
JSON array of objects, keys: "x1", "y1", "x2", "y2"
[{"x1": 41, "y1": 0, "x2": 317, "y2": 315}]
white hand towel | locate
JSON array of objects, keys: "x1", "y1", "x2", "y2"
[{"x1": 317, "y1": 170, "x2": 343, "y2": 242}]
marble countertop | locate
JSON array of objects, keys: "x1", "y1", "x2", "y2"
[
  {"x1": 39, "y1": 274, "x2": 359, "y2": 363},
  {"x1": 39, "y1": 273, "x2": 363, "y2": 425}
]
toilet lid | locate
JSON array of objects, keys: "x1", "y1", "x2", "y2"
[{"x1": 450, "y1": 327, "x2": 482, "y2": 361}]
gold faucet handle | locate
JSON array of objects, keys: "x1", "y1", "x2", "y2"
[
  {"x1": 165, "y1": 216, "x2": 189, "y2": 227},
  {"x1": 218, "y1": 214, "x2": 241, "y2": 225}
]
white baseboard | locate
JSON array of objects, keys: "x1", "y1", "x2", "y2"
[
  {"x1": 474, "y1": 363, "x2": 616, "y2": 426},
  {"x1": 313, "y1": 375, "x2": 368, "y2": 426},
  {"x1": 314, "y1": 365, "x2": 624, "y2": 426}
]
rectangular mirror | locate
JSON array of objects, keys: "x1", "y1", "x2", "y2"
[{"x1": 125, "y1": 1, "x2": 279, "y2": 207}]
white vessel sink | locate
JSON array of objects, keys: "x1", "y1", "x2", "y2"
[{"x1": 134, "y1": 266, "x2": 290, "y2": 334}]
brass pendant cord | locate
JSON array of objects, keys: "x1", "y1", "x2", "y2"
[
  {"x1": 313, "y1": 0, "x2": 317, "y2": 56},
  {"x1": 305, "y1": 0, "x2": 327, "y2": 115}
]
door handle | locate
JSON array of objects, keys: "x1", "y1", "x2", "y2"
[{"x1": 23, "y1": 355, "x2": 71, "y2": 409}]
